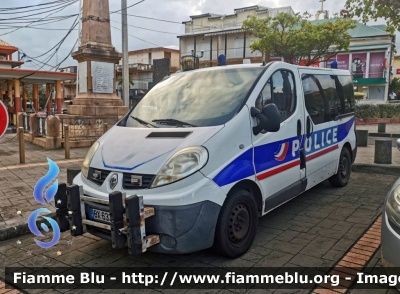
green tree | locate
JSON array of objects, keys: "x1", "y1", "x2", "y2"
[
  {"x1": 344, "y1": 0, "x2": 400, "y2": 35},
  {"x1": 117, "y1": 76, "x2": 134, "y2": 87},
  {"x1": 38, "y1": 85, "x2": 47, "y2": 110},
  {"x1": 390, "y1": 77, "x2": 400, "y2": 95},
  {"x1": 242, "y1": 12, "x2": 357, "y2": 66}
]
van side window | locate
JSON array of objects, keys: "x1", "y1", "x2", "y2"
[
  {"x1": 303, "y1": 74, "x2": 354, "y2": 125},
  {"x1": 337, "y1": 76, "x2": 356, "y2": 113},
  {"x1": 256, "y1": 70, "x2": 296, "y2": 123}
]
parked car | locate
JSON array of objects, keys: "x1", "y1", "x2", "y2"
[{"x1": 62, "y1": 62, "x2": 357, "y2": 258}]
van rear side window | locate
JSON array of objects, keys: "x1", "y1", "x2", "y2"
[{"x1": 302, "y1": 74, "x2": 355, "y2": 125}]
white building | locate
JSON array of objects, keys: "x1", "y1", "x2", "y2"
[
  {"x1": 116, "y1": 46, "x2": 180, "y2": 91},
  {"x1": 178, "y1": 5, "x2": 295, "y2": 67}
]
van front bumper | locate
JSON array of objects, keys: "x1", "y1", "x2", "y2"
[{"x1": 54, "y1": 183, "x2": 222, "y2": 255}]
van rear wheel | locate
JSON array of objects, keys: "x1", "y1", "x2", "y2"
[
  {"x1": 329, "y1": 147, "x2": 351, "y2": 187},
  {"x1": 213, "y1": 189, "x2": 258, "y2": 258}
]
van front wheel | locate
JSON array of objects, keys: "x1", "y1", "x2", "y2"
[
  {"x1": 213, "y1": 189, "x2": 258, "y2": 258},
  {"x1": 329, "y1": 147, "x2": 351, "y2": 187}
]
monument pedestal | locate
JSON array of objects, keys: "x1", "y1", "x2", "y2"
[{"x1": 67, "y1": 0, "x2": 129, "y2": 118}]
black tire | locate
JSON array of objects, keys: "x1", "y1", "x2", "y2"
[
  {"x1": 329, "y1": 147, "x2": 352, "y2": 187},
  {"x1": 213, "y1": 189, "x2": 258, "y2": 258}
]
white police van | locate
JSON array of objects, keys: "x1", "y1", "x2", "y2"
[{"x1": 62, "y1": 61, "x2": 357, "y2": 258}]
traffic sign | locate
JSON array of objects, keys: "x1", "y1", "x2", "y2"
[{"x1": 0, "y1": 100, "x2": 9, "y2": 139}]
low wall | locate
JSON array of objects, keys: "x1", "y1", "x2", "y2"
[{"x1": 356, "y1": 118, "x2": 400, "y2": 125}]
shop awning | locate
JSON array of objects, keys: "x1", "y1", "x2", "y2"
[
  {"x1": 204, "y1": 29, "x2": 244, "y2": 36},
  {"x1": 353, "y1": 78, "x2": 387, "y2": 85},
  {"x1": 0, "y1": 68, "x2": 76, "y2": 85},
  {"x1": 347, "y1": 44, "x2": 391, "y2": 51}
]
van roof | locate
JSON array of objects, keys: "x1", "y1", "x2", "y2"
[{"x1": 175, "y1": 61, "x2": 351, "y2": 76}]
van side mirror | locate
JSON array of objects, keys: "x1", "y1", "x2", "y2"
[{"x1": 250, "y1": 104, "x2": 281, "y2": 136}]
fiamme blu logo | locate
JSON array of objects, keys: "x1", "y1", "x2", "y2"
[{"x1": 28, "y1": 158, "x2": 61, "y2": 249}]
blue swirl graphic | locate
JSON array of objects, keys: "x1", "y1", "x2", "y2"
[
  {"x1": 33, "y1": 158, "x2": 59, "y2": 205},
  {"x1": 28, "y1": 208, "x2": 61, "y2": 249}
]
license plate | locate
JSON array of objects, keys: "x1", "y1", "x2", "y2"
[{"x1": 90, "y1": 208, "x2": 111, "y2": 223}]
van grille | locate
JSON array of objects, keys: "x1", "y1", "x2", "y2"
[
  {"x1": 88, "y1": 168, "x2": 111, "y2": 186},
  {"x1": 123, "y1": 173, "x2": 155, "y2": 190}
]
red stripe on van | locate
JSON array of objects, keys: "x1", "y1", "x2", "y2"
[
  {"x1": 306, "y1": 144, "x2": 339, "y2": 161},
  {"x1": 257, "y1": 159, "x2": 301, "y2": 181}
]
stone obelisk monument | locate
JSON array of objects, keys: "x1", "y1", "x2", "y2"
[{"x1": 68, "y1": 0, "x2": 128, "y2": 116}]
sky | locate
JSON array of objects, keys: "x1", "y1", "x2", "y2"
[{"x1": 0, "y1": 0, "x2": 396, "y2": 70}]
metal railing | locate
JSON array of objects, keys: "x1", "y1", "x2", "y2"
[
  {"x1": 22, "y1": 114, "x2": 30, "y2": 133},
  {"x1": 61, "y1": 116, "x2": 118, "y2": 139},
  {"x1": 35, "y1": 116, "x2": 47, "y2": 137}
]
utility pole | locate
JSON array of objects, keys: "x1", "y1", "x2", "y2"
[
  {"x1": 121, "y1": 0, "x2": 130, "y2": 108},
  {"x1": 76, "y1": 0, "x2": 83, "y2": 96}
]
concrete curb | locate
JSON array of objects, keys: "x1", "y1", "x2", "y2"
[
  {"x1": 352, "y1": 163, "x2": 400, "y2": 176},
  {"x1": 0, "y1": 213, "x2": 57, "y2": 242}
]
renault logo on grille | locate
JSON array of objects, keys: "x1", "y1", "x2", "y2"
[
  {"x1": 110, "y1": 174, "x2": 118, "y2": 189},
  {"x1": 131, "y1": 175, "x2": 142, "y2": 186}
]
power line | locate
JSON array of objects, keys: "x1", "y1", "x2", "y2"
[
  {"x1": 111, "y1": 25, "x2": 162, "y2": 47},
  {"x1": 0, "y1": 0, "x2": 74, "y2": 11},
  {"x1": 110, "y1": 0, "x2": 145, "y2": 14},
  {"x1": 0, "y1": 25, "x2": 78, "y2": 31},
  {"x1": 17, "y1": 15, "x2": 79, "y2": 80},
  {"x1": 0, "y1": 1, "x2": 78, "y2": 37},
  {"x1": 29, "y1": 15, "x2": 79, "y2": 59},
  {"x1": 0, "y1": 1, "x2": 78, "y2": 22},
  {"x1": 110, "y1": 20, "x2": 181, "y2": 35},
  {"x1": 124, "y1": 14, "x2": 182, "y2": 24},
  {"x1": 0, "y1": 0, "x2": 75, "y2": 15}
]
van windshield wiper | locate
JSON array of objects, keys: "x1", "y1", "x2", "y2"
[
  {"x1": 152, "y1": 119, "x2": 197, "y2": 127},
  {"x1": 130, "y1": 116, "x2": 159, "y2": 128}
]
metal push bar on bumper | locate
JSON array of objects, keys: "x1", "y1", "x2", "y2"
[{"x1": 54, "y1": 183, "x2": 160, "y2": 255}]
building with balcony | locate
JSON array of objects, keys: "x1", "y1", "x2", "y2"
[
  {"x1": 116, "y1": 46, "x2": 180, "y2": 91},
  {"x1": 310, "y1": 21, "x2": 395, "y2": 103},
  {"x1": 178, "y1": 7, "x2": 395, "y2": 103},
  {"x1": 0, "y1": 39, "x2": 76, "y2": 125},
  {"x1": 178, "y1": 5, "x2": 295, "y2": 67}
]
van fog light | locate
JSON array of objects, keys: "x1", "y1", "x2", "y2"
[{"x1": 161, "y1": 234, "x2": 177, "y2": 248}]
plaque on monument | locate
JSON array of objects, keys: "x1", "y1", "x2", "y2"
[
  {"x1": 78, "y1": 61, "x2": 87, "y2": 93},
  {"x1": 91, "y1": 61, "x2": 114, "y2": 94}
]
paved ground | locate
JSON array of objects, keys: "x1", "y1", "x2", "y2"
[
  {"x1": 355, "y1": 143, "x2": 400, "y2": 165},
  {"x1": 1, "y1": 128, "x2": 400, "y2": 293},
  {"x1": 0, "y1": 172, "x2": 398, "y2": 293},
  {"x1": 0, "y1": 134, "x2": 88, "y2": 230}
]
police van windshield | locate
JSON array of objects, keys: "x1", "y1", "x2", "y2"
[{"x1": 126, "y1": 67, "x2": 264, "y2": 128}]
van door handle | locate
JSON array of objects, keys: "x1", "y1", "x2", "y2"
[
  {"x1": 306, "y1": 117, "x2": 313, "y2": 138},
  {"x1": 297, "y1": 120, "x2": 301, "y2": 139}
]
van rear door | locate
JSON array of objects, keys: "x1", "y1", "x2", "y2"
[{"x1": 298, "y1": 69, "x2": 344, "y2": 189}]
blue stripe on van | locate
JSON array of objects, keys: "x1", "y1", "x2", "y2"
[
  {"x1": 213, "y1": 117, "x2": 355, "y2": 187},
  {"x1": 213, "y1": 149, "x2": 254, "y2": 188}
]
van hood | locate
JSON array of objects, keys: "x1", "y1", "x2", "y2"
[{"x1": 92, "y1": 125, "x2": 223, "y2": 174}]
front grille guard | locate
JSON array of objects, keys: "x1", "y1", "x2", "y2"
[{"x1": 54, "y1": 183, "x2": 159, "y2": 255}]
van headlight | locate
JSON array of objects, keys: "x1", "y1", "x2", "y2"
[
  {"x1": 82, "y1": 142, "x2": 100, "y2": 179},
  {"x1": 150, "y1": 146, "x2": 208, "y2": 188},
  {"x1": 386, "y1": 184, "x2": 400, "y2": 228}
]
